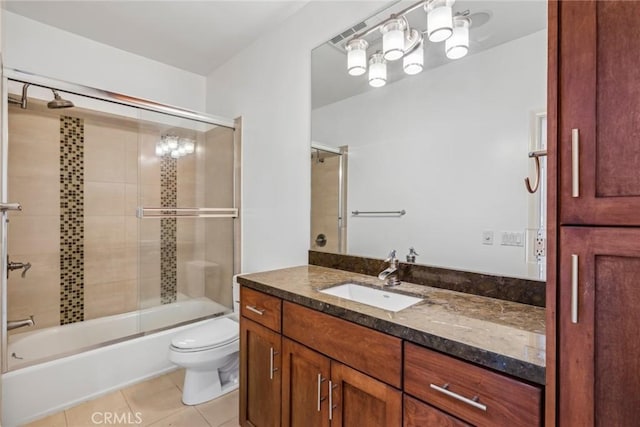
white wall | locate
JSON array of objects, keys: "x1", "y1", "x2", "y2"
[
  {"x1": 312, "y1": 30, "x2": 547, "y2": 278},
  {"x1": 3, "y1": 11, "x2": 206, "y2": 111},
  {"x1": 205, "y1": 1, "x2": 387, "y2": 273}
]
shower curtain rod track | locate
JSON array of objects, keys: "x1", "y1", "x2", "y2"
[{"x1": 3, "y1": 68, "x2": 235, "y2": 129}]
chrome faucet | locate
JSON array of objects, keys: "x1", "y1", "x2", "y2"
[
  {"x1": 378, "y1": 250, "x2": 401, "y2": 287},
  {"x1": 8, "y1": 315, "x2": 34, "y2": 331},
  {"x1": 7, "y1": 256, "x2": 31, "y2": 279}
]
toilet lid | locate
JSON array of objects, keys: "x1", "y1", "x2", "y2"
[{"x1": 171, "y1": 317, "x2": 239, "y2": 350}]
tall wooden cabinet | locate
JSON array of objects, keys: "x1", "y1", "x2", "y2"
[{"x1": 555, "y1": 1, "x2": 640, "y2": 425}]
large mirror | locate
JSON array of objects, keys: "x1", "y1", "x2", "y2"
[{"x1": 310, "y1": 0, "x2": 547, "y2": 280}]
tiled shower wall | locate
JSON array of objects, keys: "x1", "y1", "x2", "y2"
[
  {"x1": 7, "y1": 104, "x2": 235, "y2": 333},
  {"x1": 310, "y1": 152, "x2": 341, "y2": 253}
]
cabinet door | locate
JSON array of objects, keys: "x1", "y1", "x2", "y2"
[
  {"x1": 329, "y1": 361, "x2": 401, "y2": 427},
  {"x1": 281, "y1": 338, "x2": 330, "y2": 427},
  {"x1": 240, "y1": 317, "x2": 281, "y2": 427},
  {"x1": 559, "y1": 227, "x2": 640, "y2": 425},
  {"x1": 559, "y1": 1, "x2": 640, "y2": 225}
]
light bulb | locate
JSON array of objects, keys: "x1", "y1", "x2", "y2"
[
  {"x1": 380, "y1": 18, "x2": 406, "y2": 61},
  {"x1": 165, "y1": 135, "x2": 178, "y2": 150},
  {"x1": 446, "y1": 16, "x2": 470, "y2": 59},
  {"x1": 368, "y1": 53, "x2": 387, "y2": 88},
  {"x1": 346, "y1": 39, "x2": 369, "y2": 76},
  {"x1": 155, "y1": 142, "x2": 164, "y2": 156},
  {"x1": 184, "y1": 140, "x2": 195, "y2": 154},
  {"x1": 403, "y1": 39, "x2": 424, "y2": 75},
  {"x1": 425, "y1": 0, "x2": 455, "y2": 42},
  {"x1": 170, "y1": 150, "x2": 180, "y2": 159}
]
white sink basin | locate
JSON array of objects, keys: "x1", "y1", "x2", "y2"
[{"x1": 319, "y1": 283, "x2": 422, "y2": 312}]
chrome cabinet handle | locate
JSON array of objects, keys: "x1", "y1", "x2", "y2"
[
  {"x1": 317, "y1": 374, "x2": 326, "y2": 412},
  {"x1": 269, "y1": 348, "x2": 279, "y2": 380},
  {"x1": 571, "y1": 254, "x2": 579, "y2": 324},
  {"x1": 328, "y1": 381, "x2": 338, "y2": 420},
  {"x1": 245, "y1": 305, "x2": 265, "y2": 316},
  {"x1": 571, "y1": 128, "x2": 580, "y2": 198},
  {"x1": 430, "y1": 383, "x2": 487, "y2": 412}
]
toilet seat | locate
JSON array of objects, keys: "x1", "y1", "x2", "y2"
[{"x1": 170, "y1": 317, "x2": 239, "y2": 353}]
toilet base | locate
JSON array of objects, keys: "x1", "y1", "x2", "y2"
[{"x1": 181, "y1": 366, "x2": 239, "y2": 405}]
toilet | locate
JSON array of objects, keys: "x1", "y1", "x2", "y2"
[{"x1": 168, "y1": 279, "x2": 240, "y2": 405}]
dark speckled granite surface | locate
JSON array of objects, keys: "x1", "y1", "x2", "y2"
[
  {"x1": 238, "y1": 265, "x2": 545, "y2": 385},
  {"x1": 309, "y1": 250, "x2": 546, "y2": 307}
]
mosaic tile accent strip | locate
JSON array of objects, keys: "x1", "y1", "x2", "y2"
[
  {"x1": 160, "y1": 156, "x2": 177, "y2": 304},
  {"x1": 60, "y1": 116, "x2": 85, "y2": 324}
]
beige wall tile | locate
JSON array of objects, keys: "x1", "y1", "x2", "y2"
[
  {"x1": 85, "y1": 246, "x2": 137, "y2": 285},
  {"x1": 85, "y1": 280, "x2": 138, "y2": 320},
  {"x1": 139, "y1": 277, "x2": 161, "y2": 309},
  {"x1": 125, "y1": 184, "x2": 139, "y2": 217},
  {"x1": 125, "y1": 148, "x2": 139, "y2": 185},
  {"x1": 85, "y1": 145, "x2": 126, "y2": 183},
  {"x1": 140, "y1": 184, "x2": 161, "y2": 207},
  {"x1": 8, "y1": 109, "x2": 59, "y2": 147},
  {"x1": 7, "y1": 215, "x2": 59, "y2": 255},
  {"x1": 85, "y1": 216, "x2": 126, "y2": 249},
  {"x1": 8, "y1": 176, "x2": 59, "y2": 217},
  {"x1": 85, "y1": 182, "x2": 125, "y2": 216},
  {"x1": 126, "y1": 217, "x2": 139, "y2": 246},
  {"x1": 8, "y1": 139, "x2": 59, "y2": 179}
]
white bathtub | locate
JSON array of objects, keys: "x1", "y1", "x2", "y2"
[{"x1": 2, "y1": 297, "x2": 231, "y2": 426}]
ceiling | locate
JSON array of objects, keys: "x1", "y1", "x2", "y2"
[
  {"x1": 312, "y1": 0, "x2": 547, "y2": 109},
  {"x1": 3, "y1": 0, "x2": 309, "y2": 75}
]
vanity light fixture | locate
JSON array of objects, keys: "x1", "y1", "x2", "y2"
[
  {"x1": 425, "y1": 0, "x2": 455, "y2": 42},
  {"x1": 380, "y1": 18, "x2": 407, "y2": 61},
  {"x1": 342, "y1": 0, "x2": 472, "y2": 87},
  {"x1": 446, "y1": 15, "x2": 470, "y2": 59},
  {"x1": 368, "y1": 53, "x2": 387, "y2": 87},
  {"x1": 346, "y1": 39, "x2": 369, "y2": 76},
  {"x1": 403, "y1": 38, "x2": 424, "y2": 75},
  {"x1": 156, "y1": 135, "x2": 196, "y2": 158}
]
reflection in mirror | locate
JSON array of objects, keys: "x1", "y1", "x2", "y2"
[{"x1": 310, "y1": 0, "x2": 547, "y2": 280}]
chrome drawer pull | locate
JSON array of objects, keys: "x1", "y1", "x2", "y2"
[
  {"x1": 571, "y1": 254, "x2": 579, "y2": 324},
  {"x1": 269, "y1": 348, "x2": 279, "y2": 380},
  {"x1": 317, "y1": 374, "x2": 325, "y2": 412},
  {"x1": 329, "y1": 381, "x2": 338, "y2": 420},
  {"x1": 430, "y1": 383, "x2": 487, "y2": 412},
  {"x1": 245, "y1": 305, "x2": 265, "y2": 316},
  {"x1": 571, "y1": 128, "x2": 580, "y2": 197}
]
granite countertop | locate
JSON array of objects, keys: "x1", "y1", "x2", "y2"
[{"x1": 237, "y1": 265, "x2": 546, "y2": 385}]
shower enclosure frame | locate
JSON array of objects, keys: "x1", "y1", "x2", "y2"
[{"x1": 0, "y1": 68, "x2": 242, "y2": 373}]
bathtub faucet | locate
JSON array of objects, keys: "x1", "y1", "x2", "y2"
[{"x1": 8, "y1": 315, "x2": 34, "y2": 331}]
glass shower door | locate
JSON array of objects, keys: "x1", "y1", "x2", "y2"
[{"x1": 137, "y1": 110, "x2": 238, "y2": 333}]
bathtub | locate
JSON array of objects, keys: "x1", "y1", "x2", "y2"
[{"x1": 2, "y1": 297, "x2": 231, "y2": 426}]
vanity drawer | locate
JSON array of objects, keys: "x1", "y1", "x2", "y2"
[
  {"x1": 282, "y1": 301, "x2": 402, "y2": 388},
  {"x1": 240, "y1": 286, "x2": 282, "y2": 332},
  {"x1": 404, "y1": 394, "x2": 471, "y2": 427},
  {"x1": 404, "y1": 343, "x2": 542, "y2": 427}
]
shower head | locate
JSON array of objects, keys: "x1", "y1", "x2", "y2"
[
  {"x1": 47, "y1": 90, "x2": 74, "y2": 109},
  {"x1": 8, "y1": 83, "x2": 31, "y2": 109}
]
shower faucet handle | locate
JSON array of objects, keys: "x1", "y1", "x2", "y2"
[{"x1": 7, "y1": 256, "x2": 31, "y2": 279}]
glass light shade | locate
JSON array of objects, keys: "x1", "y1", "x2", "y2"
[
  {"x1": 165, "y1": 135, "x2": 179, "y2": 150},
  {"x1": 368, "y1": 53, "x2": 387, "y2": 88},
  {"x1": 346, "y1": 39, "x2": 369, "y2": 76},
  {"x1": 446, "y1": 17, "x2": 470, "y2": 59},
  {"x1": 425, "y1": 0, "x2": 455, "y2": 42},
  {"x1": 183, "y1": 140, "x2": 195, "y2": 154},
  {"x1": 403, "y1": 40, "x2": 424, "y2": 75},
  {"x1": 380, "y1": 19, "x2": 406, "y2": 61},
  {"x1": 178, "y1": 145, "x2": 187, "y2": 155},
  {"x1": 170, "y1": 150, "x2": 180, "y2": 159},
  {"x1": 155, "y1": 142, "x2": 164, "y2": 156}
]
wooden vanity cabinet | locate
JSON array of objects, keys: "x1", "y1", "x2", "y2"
[
  {"x1": 558, "y1": 0, "x2": 640, "y2": 226},
  {"x1": 404, "y1": 343, "x2": 542, "y2": 427},
  {"x1": 239, "y1": 288, "x2": 283, "y2": 427},
  {"x1": 558, "y1": 227, "x2": 640, "y2": 426},
  {"x1": 404, "y1": 395, "x2": 471, "y2": 427}
]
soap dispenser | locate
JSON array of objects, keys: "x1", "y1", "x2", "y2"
[{"x1": 406, "y1": 247, "x2": 419, "y2": 263}]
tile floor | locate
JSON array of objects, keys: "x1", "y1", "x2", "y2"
[{"x1": 23, "y1": 369, "x2": 239, "y2": 427}]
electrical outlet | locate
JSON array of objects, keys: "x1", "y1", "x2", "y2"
[{"x1": 534, "y1": 236, "x2": 546, "y2": 257}]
